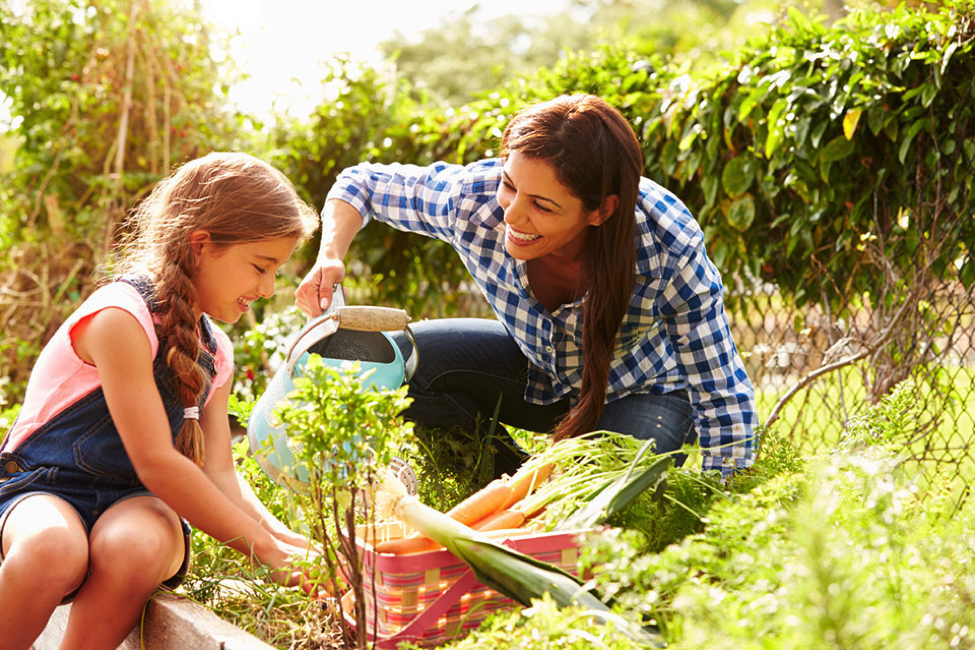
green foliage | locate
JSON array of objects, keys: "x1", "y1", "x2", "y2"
[
  {"x1": 377, "y1": 0, "x2": 771, "y2": 108},
  {"x1": 279, "y1": 1, "x2": 975, "y2": 321},
  {"x1": 267, "y1": 356, "x2": 415, "y2": 645},
  {"x1": 0, "y1": 0, "x2": 250, "y2": 399},
  {"x1": 835, "y1": 379, "x2": 918, "y2": 452},
  {"x1": 419, "y1": 594, "x2": 653, "y2": 650},
  {"x1": 637, "y1": 0, "x2": 975, "y2": 310},
  {"x1": 0, "y1": 377, "x2": 21, "y2": 446},
  {"x1": 229, "y1": 306, "x2": 307, "y2": 402},
  {"x1": 576, "y1": 379, "x2": 975, "y2": 649}
]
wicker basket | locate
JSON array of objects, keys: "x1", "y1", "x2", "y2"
[{"x1": 342, "y1": 521, "x2": 587, "y2": 648}]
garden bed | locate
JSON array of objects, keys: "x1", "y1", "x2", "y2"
[{"x1": 35, "y1": 592, "x2": 275, "y2": 650}]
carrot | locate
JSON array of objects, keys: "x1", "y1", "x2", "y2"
[
  {"x1": 501, "y1": 461, "x2": 554, "y2": 510},
  {"x1": 472, "y1": 508, "x2": 526, "y2": 532},
  {"x1": 373, "y1": 480, "x2": 512, "y2": 554},
  {"x1": 374, "y1": 533, "x2": 442, "y2": 555},
  {"x1": 445, "y1": 479, "x2": 511, "y2": 526}
]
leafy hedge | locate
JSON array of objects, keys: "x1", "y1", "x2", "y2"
[
  {"x1": 278, "y1": 1, "x2": 975, "y2": 316},
  {"x1": 0, "y1": 0, "x2": 247, "y2": 398}
]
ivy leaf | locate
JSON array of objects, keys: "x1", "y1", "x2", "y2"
[
  {"x1": 811, "y1": 120, "x2": 829, "y2": 148},
  {"x1": 941, "y1": 41, "x2": 959, "y2": 74},
  {"x1": 722, "y1": 155, "x2": 756, "y2": 197},
  {"x1": 963, "y1": 139, "x2": 975, "y2": 163},
  {"x1": 819, "y1": 135, "x2": 855, "y2": 163},
  {"x1": 962, "y1": 258, "x2": 975, "y2": 289},
  {"x1": 727, "y1": 194, "x2": 756, "y2": 231},
  {"x1": 899, "y1": 118, "x2": 930, "y2": 164}
]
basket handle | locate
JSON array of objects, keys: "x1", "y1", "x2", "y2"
[{"x1": 362, "y1": 570, "x2": 482, "y2": 649}]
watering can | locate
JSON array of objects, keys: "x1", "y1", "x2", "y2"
[{"x1": 247, "y1": 288, "x2": 417, "y2": 493}]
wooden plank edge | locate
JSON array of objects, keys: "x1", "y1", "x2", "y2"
[{"x1": 34, "y1": 592, "x2": 276, "y2": 650}]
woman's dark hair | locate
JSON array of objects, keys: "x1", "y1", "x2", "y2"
[{"x1": 500, "y1": 94, "x2": 643, "y2": 441}]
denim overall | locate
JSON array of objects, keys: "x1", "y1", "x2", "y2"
[{"x1": 0, "y1": 277, "x2": 217, "y2": 590}]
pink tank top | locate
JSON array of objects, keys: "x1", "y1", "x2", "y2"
[{"x1": 4, "y1": 281, "x2": 234, "y2": 451}]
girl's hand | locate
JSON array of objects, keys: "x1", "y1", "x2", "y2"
[
  {"x1": 256, "y1": 531, "x2": 323, "y2": 595},
  {"x1": 274, "y1": 528, "x2": 323, "y2": 555}
]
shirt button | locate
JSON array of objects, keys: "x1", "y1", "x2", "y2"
[{"x1": 545, "y1": 346, "x2": 554, "y2": 353}]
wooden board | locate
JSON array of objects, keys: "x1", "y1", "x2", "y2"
[{"x1": 34, "y1": 592, "x2": 275, "y2": 650}]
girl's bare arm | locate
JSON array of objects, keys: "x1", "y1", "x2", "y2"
[{"x1": 75, "y1": 307, "x2": 312, "y2": 588}]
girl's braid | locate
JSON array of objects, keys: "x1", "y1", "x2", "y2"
[{"x1": 155, "y1": 239, "x2": 207, "y2": 465}]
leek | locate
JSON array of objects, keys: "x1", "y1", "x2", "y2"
[
  {"x1": 376, "y1": 475, "x2": 665, "y2": 647},
  {"x1": 557, "y1": 441, "x2": 672, "y2": 531}
]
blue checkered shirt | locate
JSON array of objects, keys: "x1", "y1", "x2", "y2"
[{"x1": 327, "y1": 159, "x2": 758, "y2": 476}]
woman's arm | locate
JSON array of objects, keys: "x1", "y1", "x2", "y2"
[
  {"x1": 294, "y1": 198, "x2": 362, "y2": 317},
  {"x1": 659, "y1": 244, "x2": 759, "y2": 478},
  {"x1": 296, "y1": 160, "x2": 492, "y2": 317},
  {"x1": 75, "y1": 307, "x2": 313, "y2": 588}
]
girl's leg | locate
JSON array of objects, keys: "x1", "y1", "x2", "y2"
[
  {"x1": 0, "y1": 494, "x2": 89, "y2": 650},
  {"x1": 393, "y1": 318, "x2": 569, "y2": 478},
  {"x1": 59, "y1": 495, "x2": 184, "y2": 650},
  {"x1": 596, "y1": 390, "x2": 698, "y2": 466}
]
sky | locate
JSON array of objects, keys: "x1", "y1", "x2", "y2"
[{"x1": 199, "y1": 0, "x2": 572, "y2": 121}]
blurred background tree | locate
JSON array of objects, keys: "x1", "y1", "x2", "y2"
[
  {"x1": 378, "y1": 0, "x2": 782, "y2": 107},
  {"x1": 0, "y1": 0, "x2": 250, "y2": 396}
]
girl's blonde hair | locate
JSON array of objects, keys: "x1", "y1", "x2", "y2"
[{"x1": 118, "y1": 152, "x2": 318, "y2": 465}]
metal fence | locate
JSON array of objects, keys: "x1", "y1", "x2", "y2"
[{"x1": 728, "y1": 274, "x2": 975, "y2": 493}]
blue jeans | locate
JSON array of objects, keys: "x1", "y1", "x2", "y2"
[{"x1": 393, "y1": 318, "x2": 697, "y2": 478}]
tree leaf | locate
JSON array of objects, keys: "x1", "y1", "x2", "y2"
[
  {"x1": 843, "y1": 109, "x2": 862, "y2": 140},
  {"x1": 819, "y1": 134, "x2": 855, "y2": 162},
  {"x1": 722, "y1": 155, "x2": 755, "y2": 196},
  {"x1": 728, "y1": 194, "x2": 756, "y2": 231}
]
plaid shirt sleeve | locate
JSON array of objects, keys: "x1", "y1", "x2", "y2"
[
  {"x1": 658, "y1": 239, "x2": 758, "y2": 478},
  {"x1": 325, "y1": 161, "x2": 476, "y2": 240}
]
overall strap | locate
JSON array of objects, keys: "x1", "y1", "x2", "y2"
[{"x1": 117, "y1": 275, "x2": 218, "y2": 357}]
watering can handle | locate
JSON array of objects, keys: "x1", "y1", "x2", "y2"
[
  {"x1": 335, "y1": 305, "x2": 411, "y2": 332},
  {"x1": 285, "y1": 302, "x2": 417, "y2": 379}
]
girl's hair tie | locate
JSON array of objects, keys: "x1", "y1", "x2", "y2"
[{"x1": 183, "y1": 406, "x2": 200, "y2": 421}]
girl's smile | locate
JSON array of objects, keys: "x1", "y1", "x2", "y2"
[{"x1": 192, "y1": 235, "x2": 300, "y2": 323}]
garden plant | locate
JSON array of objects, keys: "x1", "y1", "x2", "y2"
[{"x1": 2, "y1": 0, "x2": 974, "y2": 648}]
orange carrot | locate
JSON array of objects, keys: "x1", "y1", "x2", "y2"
[
  {"x1": 472, "y1": 508, "x2": 526, "y2": 532},
  {"x1": 374, "y1": 533, "x2": 442, "y2": 555},
  {"x1": 502, "y1": 462, "x2": 554, "y2": 510},
  {"x1": 373, "y1": 480, "x2": 512, "y2": 554},
  {"x1": 445, "y1": 479, "x2": 511, "y2": 525}
]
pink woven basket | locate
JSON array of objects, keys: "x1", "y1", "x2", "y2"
[{"x1": 342, "y1": 522, "x2": 587, "y2": 648}]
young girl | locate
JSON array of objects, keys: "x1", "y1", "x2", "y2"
[{"x1": 0, "y1": 152, "x2": 320, "y2": 650}]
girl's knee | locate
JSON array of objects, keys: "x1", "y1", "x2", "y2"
[
  {"x1": 2, "y1": 528, "x2": 89, "y2": 594},
  {"x1": 88, "y1": 512, "x2": 184, "y2": 588}
]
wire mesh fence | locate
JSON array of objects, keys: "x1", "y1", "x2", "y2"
[{"x1": 728, "y1": 274, "x2": 975, "y2": 497}]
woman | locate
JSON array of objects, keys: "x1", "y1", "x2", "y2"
[{"x1": 296, "y1": 94, "x2": 757, "y2": 480}]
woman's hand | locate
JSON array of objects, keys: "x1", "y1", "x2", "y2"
[
  {"x1": 295, "y1": 259, "x2": 345, "y2": 317},
  {"x1": 295, "y1": 198, "x2": 364, "y2": 317}
]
